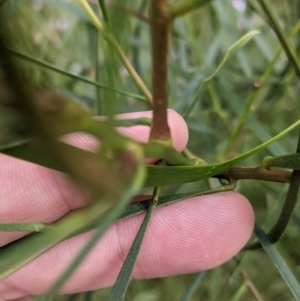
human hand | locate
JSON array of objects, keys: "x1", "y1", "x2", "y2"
[{"x1": 0, "y1": 110, "x2": 254, "y2": 300}]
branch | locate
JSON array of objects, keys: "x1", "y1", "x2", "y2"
[
  {"x1": 149, "y1": 0, "x2": 171, "y2": 141},
  {"x1": 215, "y1": 167, "x2": 291, "y2": 183}
]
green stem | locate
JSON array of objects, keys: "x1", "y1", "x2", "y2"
[
  {"x1": 78, "y1": 0, "x2": 152, "y2": 103},
  {"x1": 208, "y1": 81, "x2": 229, "y2": 132},
  {"x1": 221, "y1": 48, "x2": 282, "y2": 158},
  {"x1": 222, "y1": 18, "x2": 300, "y2": 158},
  {"x1": 257, "y1": 0, "x2": 300, "y2": 79},
  {"x1": 262, "y1": 153, "x2": 300, "y2": 170}
]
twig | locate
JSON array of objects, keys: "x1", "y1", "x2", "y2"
[
  {"x1": 78, "y1": 0, "x2": 152, "y2": 103},
  {"x1": 215, "y1": 167, "x2": 292, "y2": 183},
  {"x1": 241, "y1": 270, "x2": 265, "y2": 301},
  {"x1": 149, "y1": 0, "x2": 171, "y2": 141},
  {"x1": 247, "y1": 131, "x2": 300, "y2": 250}
]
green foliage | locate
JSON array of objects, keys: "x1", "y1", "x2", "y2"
[{"x1": 0, "y1": 0, "x2": 300, "y2": 300}]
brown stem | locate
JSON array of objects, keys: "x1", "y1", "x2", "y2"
[
  {"x1": 215, "y1": 167, "x2": 291, "y2": 183},
  {"x1": 241, "y1": 270, "x2": 265, "y2": 301},
  {"x1": 149, "y1": 0, "x2": 171, "y2": 141},
  {"x1": 246, "y1": 133, "x2": 300, "y2": 250}
]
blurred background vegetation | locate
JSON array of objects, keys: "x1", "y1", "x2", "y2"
[{"x1": 1, "y1": 0, "x2": 300, "y2": 300}]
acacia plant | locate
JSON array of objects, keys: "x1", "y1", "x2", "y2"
[{"x1": 0, "y1": 0, "x2": 300, "y2": 300}]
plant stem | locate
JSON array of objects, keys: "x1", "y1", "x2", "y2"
[
  {"x1": 247, "y1": 131, "x2": 300, "y2": 250},
  {"x1": 216, "y1": 167, "x2": 291, "y2": 183},
  {"x1": 262, "y1": 153, "x2": 300, "y2": 170},
  {"x1": 221, "y1": 48, "x2": 282, "y2": 158},
  {"x1": 149, "y1": 0, "x2": 171, "y2": 141},
  {"x1": 208, "y1": 81, "x2": 229, "y2": 132},
  {"x1": 241, "y1": 270, "x2": 265, "y2": 301},
  {"x1": 78, "y1": 0, "x2": 152, "y2": 103}
]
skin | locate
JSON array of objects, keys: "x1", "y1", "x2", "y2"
[{"x1": 0, "y1": 110, "x2": 255, "y2": 301}]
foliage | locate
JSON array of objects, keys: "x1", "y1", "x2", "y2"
[{"x1": 0, "y1": 0, "x2": 300, "y2": 300}]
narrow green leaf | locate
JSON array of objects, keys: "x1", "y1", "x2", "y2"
[
  {"x1": 221, "y1": 47, "x2": 283, "y2": 158},
  {"x1": 8, "y1": 49, "x2": 146, "y2": 101},
  {"x1": 0, "y1": 139, "x2": 28, "y2": 151},
  {"x1": 178, "y1": 272, "x2": 205, "y2": 301},
  {"x1": 98, "y1": 0, "x2": 109, "y2": 24},
  {"x1": 144, "y1": 118, "x2": 300, "y2": 187},
  {"x1": 40, "y1": 0, "x2": 90, "y2": 21},
  {"x1": 0, "y1": 223, "x2": 46, "y2": 232},
  {"x1": 227, "y1": 30, "x2": 260, "y2": 60},
  {"x1": 170, "y1": 0, "x2": 212, "y2": 19},
  {"x1": 254, "y1": 223, "x2": 300, "y2": 301},
  {"x1": 205, "y1": 30, "x2": 260, "y2": 82},
  {"x1": 36, "y1": 164, "x2": 145, "y2": 301},
  {"x1": 184, "y1": 30, "x2": 259, "y2": 119},
  {"x1": 0, "y1": 183, "x2": 231, "y2": 285},
  {"x1": 219, "y1": 83, "x2": 286, "y2": 156},
  {"x1": 0, "y1": 164, "x2": 145, "y2": 283},
  {"x1": 86, "y1": 20, "x2": 102, "y2": 114},
  {"x1": 108, "y1": 187, "x2": 160, "y2": 301},
  {"x1": 82, "y1": 291, "x2": 94, "y2": 301},
  {"x1": 72, "y1": 184, "x2": 234, "y2": 238},
  {"x1": 228, "y1": 282, "x2": 247, "y2": 301},
  {"x1": 64, "y1": 293, "x2": 81, "y2": 301}
]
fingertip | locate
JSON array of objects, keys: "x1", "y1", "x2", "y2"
[
  {"x1": 117, "y1": 109, "x2": 189, "y2": 152},
  {"x1": 205, "y1": 192, "x2": 255, "y2": 267},
  {"x1": 130, "y1": 191, "x2": 255, "y2": 277},
  {"x1": 166, "y1": 109, "x2": 189, "y2": 152}
]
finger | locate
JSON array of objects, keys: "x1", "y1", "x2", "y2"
[
  {"x1": 115, "y1": 109, "x2": 188, "y2": 150},
  {"x1": 0, "y1": 109, "x2": 188, "y2": 246},
  {"x1": 0, "y1": 192, "x2": 254, "y2": 299}
]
